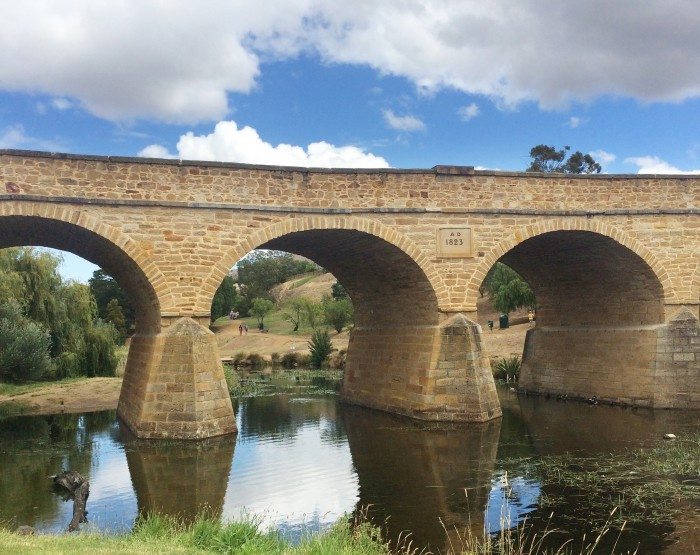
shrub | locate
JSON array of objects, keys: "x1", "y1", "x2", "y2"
[
  {"x1": 492, "y1": 356, "x2": 521, "y2": 382},
  {"x1": 0, "y1": 301, "x2": 53, "y2": 382},
  {"x1": 329, "y1": 349, "x2": 347, "y2": 370},
  {"x1": 308, "y1": 329, "x2": 333, "y2": 368},
  {"x1": 270, "y1": 352, "x2": 280, "y2": 366},
  {"x1": 323, "y1": 297, "x2": 354, "y2": 333}
]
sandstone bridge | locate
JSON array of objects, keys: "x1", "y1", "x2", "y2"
[{"x1": 1, "y1": 150, "x2": 698, "y2": 439}]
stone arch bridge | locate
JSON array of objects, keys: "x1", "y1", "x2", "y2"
[{"x1": 1, "y1": 150, "x2": 698, "y2": 439}]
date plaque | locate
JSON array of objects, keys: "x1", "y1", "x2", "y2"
[{"x1": 436, "y1": 227, "x2": 473, "y2": 258}]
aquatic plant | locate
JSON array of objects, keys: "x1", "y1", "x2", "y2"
[{"x1": 493, "y1": 356, "x2": 521, "y2": 382}]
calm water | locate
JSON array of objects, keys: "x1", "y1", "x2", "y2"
[{"x1": 1, "y1": 379, "x2": 698, "y2": 553}]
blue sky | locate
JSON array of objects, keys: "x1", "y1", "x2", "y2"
[{"x1": 1, "y1": 1, "x2": 699, "y2": 281}]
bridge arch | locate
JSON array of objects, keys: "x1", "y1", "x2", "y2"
[
  {"x1": 198, "y1": 216, "x2": 445, "y2": 314},
  {"x1": 466, "y1": 218, "x2": 677, "y2": 310},
  {"x1": 0, "y1": 202, "x2": 165, "y2": 333},
  {"x1": 469, "y1": 218, "x2": 675, "y2": 406}
]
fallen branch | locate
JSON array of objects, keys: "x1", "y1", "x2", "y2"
[{"x1": 51, "y1": 470, "x2": 90, "y2": 532}]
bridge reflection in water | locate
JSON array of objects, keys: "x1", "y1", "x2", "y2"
[{"x1": 122, "y1": 427, "x2": 235, "y2": 522}]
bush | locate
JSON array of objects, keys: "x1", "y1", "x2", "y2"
[
  {"x1": 308, "y1": 329, "x2": 333, "y2": 368},
  {"x1": 323, "y1": 297, "x2": 354, "y2": 333},
  {"x1": 0, "y1": 301, "x2": 53, "y2": 382},
  {"x1": 492, "y1": 356, "x2": 521, "y2": 382},
  {"x1": 80, "y1": 322, "x2": 119, "y2": 377},
  {"x1": 329, "y1": 349, "x2": 347, "y2": 370},
  {"x1": 270, "y1": 352, "x2": 280, "y2": 366}
]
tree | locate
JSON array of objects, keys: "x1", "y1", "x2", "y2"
[
  {"x1": 308, "y1": 329, "x2": 333, "y2": 368},
  {"x1": 282, "y1": 297, "x2": 306, "y2": 332},
  {"x1": 323, "y1": 297, "x2": 354, "y2": 333},
  {"x1": 301, "y1": 298, "x2": 322, "y2": 330},
  {"x1": 0, "y1": 300, "x2": 53, "y2": 382},
  {"x1": 236, "y1": 251, "x2": 318, "y2": 300},
  {"x1": 483, "y1": 263, "x2": 536, "y2": 315},
  {"x1": 0, "y1": 247, "x2": 120, "y2": 381},
  {"x1": 526, "y1": 145, "x2": 601, "y2": 174},
  {"x1": 331, "y1": 281, "x2": 349, "y2": 300},
  {"x1": 88, "y1": 269, "x2": 135, "y2": 333},
  {"x1": 250, "y1": 297, "x2": 275, "y2": 329},
  {"x1": 210, "y1": 275, "x2": 238, "y2": 322},
  {"x1": 105, "y1": 298, "x2": 127, "y2": 341}
]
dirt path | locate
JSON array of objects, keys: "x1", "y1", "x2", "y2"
[
  {"x1": 0, "y1": 377, "x2": 122, "y2": 416},
  {"x1": 215, "y1": 320, "x2": 350, "y2": 358}
]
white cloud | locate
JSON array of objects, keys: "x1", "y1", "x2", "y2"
[
  {"x1": 457, "y1": 103, "x2": 480, "y2": 121},
  {"x1": 139, "y1": 120, "x2": 389, "y2": 168},
  {"x1": 137, "y1": 144, "x2": 177, "y2": 159},
  {"x1": 625, "y1": 155, "x2": 700, "y2": 174},
  {"x1": 567, "y1": 116, "x2": 588, "y2": 128},
  {"x1": 590, "y1": 149, "x2": 616, "y2": 164},
  {"x1": 382, "y1": 109, "x2": 426, "y2": 132},
  {"x1": 3, "y1": 1, "x2": 698, "y2": 123},
  {"x1": 0, "y1": 124, "x2": 62, "y2": 150},
  {"x1": 51, "y1": 97, "x2": 73, "y2": 111}
]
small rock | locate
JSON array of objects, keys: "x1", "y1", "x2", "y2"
[
  {"x1": 16, "y1": 525, "x2": 35, "y2": 535},
  {"x1": 509, "y1": 387, "x2": 516, "y2": 392},
  {"x1": 663, "y1": 433, "x2": 677, "y2": 440}
]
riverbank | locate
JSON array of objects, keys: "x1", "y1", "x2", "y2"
[
  {"x1": 0, "y1": 377, "x2": 121, "y2": 417},
  {"x1": 0, "y1": 513, "x2": 392, "y2": 555}
]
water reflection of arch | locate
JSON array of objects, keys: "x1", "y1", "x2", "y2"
[
  {"x1": 343, "y1": 405, "x2": 501, "y2": 552},
  {"x1": 121, "y1": 426, "x2": 235, "y2": 521}
]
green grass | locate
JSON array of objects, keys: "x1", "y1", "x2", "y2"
[{"x1": 0, "y1": 513, "x2": 392, "y2": 555}]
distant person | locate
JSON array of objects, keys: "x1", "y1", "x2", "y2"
[
  {"x1": 243, "y1": 324, "x2": 248, "y2": 334},
  {"x1": 239, "y1": 324, "x2": 243, "y2": 335},
  {"x1": 229, "y1": 310, "x2": 235, "y2": 320}
]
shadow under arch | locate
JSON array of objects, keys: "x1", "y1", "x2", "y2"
[
  {"x1": 0, "y1": 211, "x2": 161, "y2": 334},
  {"x1": 197, "y1": 217, "x2": 445, "y2": 313},
  {"x1": 205, "y1": 218, "x2": 501, "y2": 422},
  {"x1": 466, "y1": 219, "x2": 677, "y2": 310},
  {"x1": 474, "y1": 228, "x2": 672, "y2": 406}
]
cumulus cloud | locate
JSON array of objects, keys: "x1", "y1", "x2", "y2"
[
  {"x1": 2, "y1": 1, "x2": 699, "y2": 123},
  {"x1": 138, "y1": 120, "x2": 389, "y2": 168},
  {"x1": 137, "y1": 144, "x2": 177, "y2": 159},
  {"x1": 457, "y1": 103, "x2": 480, "y2": 121},
  {"x1": 590, "y1": 149, "x2": 616, "y2": 164},
  {"x1": 625, "y1": 155, "x2": 700, "y2": 174},
  {"x1": 382, "y1": 110, "x2": 426, "y2": 132}
]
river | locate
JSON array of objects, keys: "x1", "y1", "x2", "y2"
[{"x1": 0, "y1": 374, "x2": 698, "y2": 553}]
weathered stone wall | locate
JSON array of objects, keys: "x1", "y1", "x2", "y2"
[{"x1": 0, "y1": 150, "x2": 697, "y2": 437}]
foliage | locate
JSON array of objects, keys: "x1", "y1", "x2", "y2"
[
  {"x1": 483, "y1": 263, "x2": 536, "y2": 315},
  {"x1": 250, "y1": 298, "x2": 275, "y2": 328},
  {"x1": 78, "y1": 322, "x2": 119, "y2": 377},
  {"x1": 492, "y1": 356, "x2": 521, "y2": 381},
  {"x1": 0, "y1": 300, "x2": 53, "y2": 382},
  {"x1": 281, "y1": 297, "x2": 306, "y2": 332},
  {"x1": 88, "y1": 269, "x2": 135, "y2": 333},
  {"x1": 210, "y1": 275, "x2": 238, "y2": 322},
  {"x1": 0, "y1": 512, "x2": 394, "y2": 554},
  {"x1": 308, "y1": 329, "x2": 333, "y2": 368},
  {"x1": 105, "y1": 298, "x2": 127, "y2": 341},
  {"x1": 0, "y1": 248, "x2": 119, "y2": 382},
  {"x1": 526, "y1": 144, "x2": 602, "y2": 174},
  {"x1": 280, "y1": 351, "x2": 309, "y2": 369},
  {"x1": 323, "y1": 296, "x2": 354, "y2": 333},
  {"x1": 331, "y1": 280, "x2": 349, "y2": 300},
  {"x1": 301, "y1": 298, "x2": 323, "y2": 330},
  {"x1": 235, "y1": 250, "x2": 318, "y2": 314}
]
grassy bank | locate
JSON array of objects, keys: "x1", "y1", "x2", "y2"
[{"x1": 0, "y1": 514, "x2": 391, "y2": 555}]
